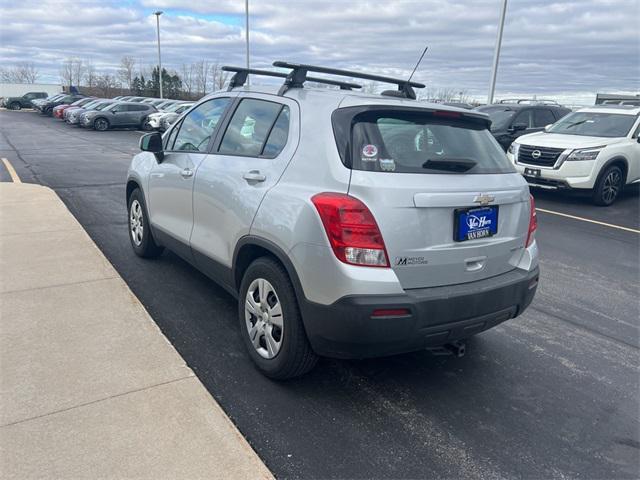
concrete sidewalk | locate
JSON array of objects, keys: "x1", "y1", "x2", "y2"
[{"x1": 0, "y1": 183, "x2": 273, "y2": 480}]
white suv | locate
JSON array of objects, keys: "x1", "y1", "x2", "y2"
[
  {"x1": 507, "y1": 106, "x2": 640, "y2": 205},
  {"x1": 127, "y1": 62, "x2": 539, "y2": 378}
]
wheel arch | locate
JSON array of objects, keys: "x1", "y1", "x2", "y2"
[
  {"x1": 233, "y1": 236, "x2": 306, "y2": 303},
  {"x1": 600, "y1": 156, "x2": 629, "y2": 184}
]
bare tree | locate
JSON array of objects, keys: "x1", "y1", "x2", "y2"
[
  {"x1": 181, "y1": 63, "x2": 195, "y2": 97},
  {"x1": 209, "y1": 62, "x2": 229, "y2": 91},
  {"x1": 60, "y1": 59, "x2": 74, "y2": 87},
  {"x1": 95, "y1": 73, "x2": 117, "y2": 97},
  {"x1": 361, "y1": 81, "x2": 377, "y2": 94},
  {"x1": 118, "y1": 56, "x2": 136, "y2": 90},
  {"x1": 194, "y1": 60, "x2": 209, "y2": 96},
  {"x1": 60, "y1": 58, "x2": 84, "y2": 87},
  {"x1": 0, "y1": 63, "x2": 39, "y2": 83},
  {"x1": 84, "y1": 61, "x2": 97, "y2": 88},
  {"x1": 18, "y1": 62, "x2": 39, "y2": 83},
  {"x1": 72, "y1": 58, "x2": 84, "y2": 87}
]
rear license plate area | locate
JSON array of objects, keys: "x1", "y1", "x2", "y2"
[{"x1": 454, "y1": 206, "x2": 499, "y2": 242}]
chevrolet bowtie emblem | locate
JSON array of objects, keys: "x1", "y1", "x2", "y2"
[{"x1": 473, "y1": 194, "x2": 495, "y2": 206}]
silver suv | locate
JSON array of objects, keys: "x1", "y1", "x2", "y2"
[{"x1": 126, "y1": 62, "x2": 539, "y2": 379}]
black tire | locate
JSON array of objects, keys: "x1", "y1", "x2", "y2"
[
  {"x1": 239, "y1": 257, "x2": 318, "y2": 379},
  {"x1": 94, "y1": 117, "x2": 110, "y2": 131},
  {"x1": 592, "y1": 164, "x2": 623, "y2": 206},
  {"x1": 44, "y1": 106, "x2": 53, "y2": 116},
  {"x1": 9, "y1": 102, "x2": 21, "y2": 111},
  {"x1": 127, "y1": 188, "x2": 163, "y2": 258}
]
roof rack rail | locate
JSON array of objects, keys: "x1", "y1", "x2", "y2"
[
  {"x1": 272, "y1": 61, "x2": 425, "y2": 99},
  {"x1": 221, "y1": 66, "x2": 362, "y2": 91},
  {"x1": 498, "y1": 98, "x2": 560, "y2": 105}
]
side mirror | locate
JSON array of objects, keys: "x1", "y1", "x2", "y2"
[
  {"x1": 510, "y1": 123, "x2": 527, "y2": 132},
  {"x1": 544, "y1": 124, "x2": 552, "y2": 132},
  {"x1": 140, "y1": 132, "x2": 164, "y2": 161}
]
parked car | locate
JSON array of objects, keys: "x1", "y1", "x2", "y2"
[
  {"x1": 157, "y1": 103, "x2": 194, "y2": 131},
  {"x1": 39, "y1": 94, "x2": 86, "y2": 116},
  {"x1": 147, "y1": 102, "x2": 193, "y2": 130},
  {"x1": 31, "y1": 93, "x2": 66, "y2": 111},
  {"x1": 126, "y1": 62, "x2": 539, "y2": 378},
  {"x1": 53, "y1": 97, "x2": 95, "y2": 119},
  {"x1": 67, "y1": 99, "x2": 113, "y2": 124},
  {"x1": 507, "y1": 105, "x2": 640, "y2": 205},
  {"x1": 476, "y1": 100, "x2": 571, "y2": 151},
  {"x1": 2, "y1": 91, "x2": 48, "y2": 110},
  {"x1": 82, "y1": 101, "x2": 157, "y2": 131}
]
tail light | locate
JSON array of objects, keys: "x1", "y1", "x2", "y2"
[
  {"x1": 526, "y1": 195, "x2": 537, "y2": 247},
  {"x1": 311, "y1": 192, "x2": 389, "y2": 267}
]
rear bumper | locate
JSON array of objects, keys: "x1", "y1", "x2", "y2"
[{"x1": 300, "y1": 266, "x2": 539, "y2": 359}]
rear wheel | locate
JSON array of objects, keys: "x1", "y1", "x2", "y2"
[
  {"x1": 9, "y1": 102, "x2": 21, "y2": 111},
  {"x1": 127, "y1": 188, "x2": 163, "y2": 258},
  {"x1": 239, "y1": 257, "x2": 318, "y2": 379},
  {"x1": 592, "y1": 165, "x2": 623, "y2": 206},
  {"x1": 94, "y1": 117, "x2": 110, "y2": 131}
]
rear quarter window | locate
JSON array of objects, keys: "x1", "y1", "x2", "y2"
[{"x1": 333, "y1": 107, "x2": 515, "y2": 175}]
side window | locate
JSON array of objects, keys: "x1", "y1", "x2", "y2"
[
  {"x1": 164, "y1": 121, "x2": 181, "y2": 150},
  {"x1": 262, "y1": 106, "x2": 290, "y2": 158},
  {"x1": 172, "y1": 97, "x2": 230, "y2": 152},
  {"x1": 24, "y1": 93, "x2": 34, "y2": 99},
  {"x1": 513, "y1": 110, "x2": 533, "y2": 128},
  {"x1": 534, "y1": 109, "x2": 556, "y2": 127},
  {"x1": 218, "y1": 99, "x2": 285, "y2": 157}
]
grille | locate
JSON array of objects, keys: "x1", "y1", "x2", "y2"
[{"x1": 518, "y1": 145, "x2": 565, "y2": 167}]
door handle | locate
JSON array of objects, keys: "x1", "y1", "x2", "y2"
[
  {"x1": 180, "y1": 168, "x2": 194, "y2": 178},
  {"x1": 243, "y1": 170, "x2": 266, "y2": 182}
]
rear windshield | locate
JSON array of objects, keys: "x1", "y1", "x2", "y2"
[
  {"x1": 333, "y1": 107, "x2": 514, "y2": 174},
  {"x1": 475, "y1": 106, "x2": 516, "y2": 130}
]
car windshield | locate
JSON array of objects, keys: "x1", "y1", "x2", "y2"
[
  {"x1": 94, "y1": 102, "x2": 113, "y2": 111},
  {"x1": 82, "y1": 101, "x2": 100, "y2": 109},
  {"x1": 334, "y1": 108, "x2": 515, "y2": 175},
  {"x1": 475, "y1": 106, "x2": 516, "y2": 131},
  {"x1": 103, "y1": 103, "x2": 120, "y2": 111},
  {"x1": 175, "y1": 104, "x2": 192, "y2": 113},
  {"x1": 547, "y1": 112, "x2": 636, "y2": 137},
  {"x1": 164, "y1": 103, "x2": 185, "y2": 112}
]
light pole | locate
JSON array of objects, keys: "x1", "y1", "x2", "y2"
[
  {"x1": 154, "y1": 11, "x2": 163, "y2": 99},
  {"x1": 245, "y1": 0, "x2": 250, "y2": 85},
  {"x1": 487, "y1": 0, "x2": 508, "y2": 105}
]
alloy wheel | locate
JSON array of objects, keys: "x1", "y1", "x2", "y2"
[
  {"x1": 95, "y1": 119, "x2": 108, "y2": 131},
  {"x1": 129, "y1": 199, "x2": 144, "y2": 246},
  {"x1": 244, "y1": 278, "x2": 284, "y2": 359},
  {"x1": 602, "y1": 170, "x2": 621, "y2": 204}
]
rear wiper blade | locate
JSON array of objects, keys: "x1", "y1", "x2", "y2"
[{"x1": 422, "y1": 158, "x2": 477, "y2": 172}]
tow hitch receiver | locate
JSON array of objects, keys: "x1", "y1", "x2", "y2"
[{"x1": 426, "y1": 341, "x2": 466, "y2": 358}]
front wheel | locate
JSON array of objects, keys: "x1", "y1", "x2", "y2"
[
  {"x1": 127, "y1": 188, "x2": 163, "y2": 258},
  {"x1": 592, "y1": 165, "x2": 623, "y2": 206},
  {"x1": 239, "y1": 257, "x2": 318, "y2": 379},
  {"x1": 94, "y1": 117, "x2": 110, "y2": 131},
  {"x1": 9, "y1": 102, "x2": 21, "y2": 111}
]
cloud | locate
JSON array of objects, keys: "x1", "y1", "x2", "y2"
[{"x1": 0, "y1": 0, "x2": 638, "y2": 103}]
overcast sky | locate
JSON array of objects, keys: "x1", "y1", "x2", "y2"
[{"x1": 1, "y1": 0, "x2": 638, "y2": 104}]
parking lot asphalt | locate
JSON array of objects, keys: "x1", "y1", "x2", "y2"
[{"x1": 1, "y1": 110, "x2": 639, "y2": 479}]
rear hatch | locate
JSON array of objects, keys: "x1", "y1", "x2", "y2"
[{"x1": 333, "y1": 105, "x2": 530, "y2": 289}]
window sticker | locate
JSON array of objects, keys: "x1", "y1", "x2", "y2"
[
  {"x1": 361, "y1": 144, "x2": 379, "y2": 163},
  {"x1": 379, "y1": 158, "x2": 396, "y2": 171}
]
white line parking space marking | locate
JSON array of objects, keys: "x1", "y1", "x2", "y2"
[
  {"x1": 537, "y1": 207, "x2": 639, "y2": 234},
  {"x1": 1, "y1": 158, "x2": 22, "y2": 183}
]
